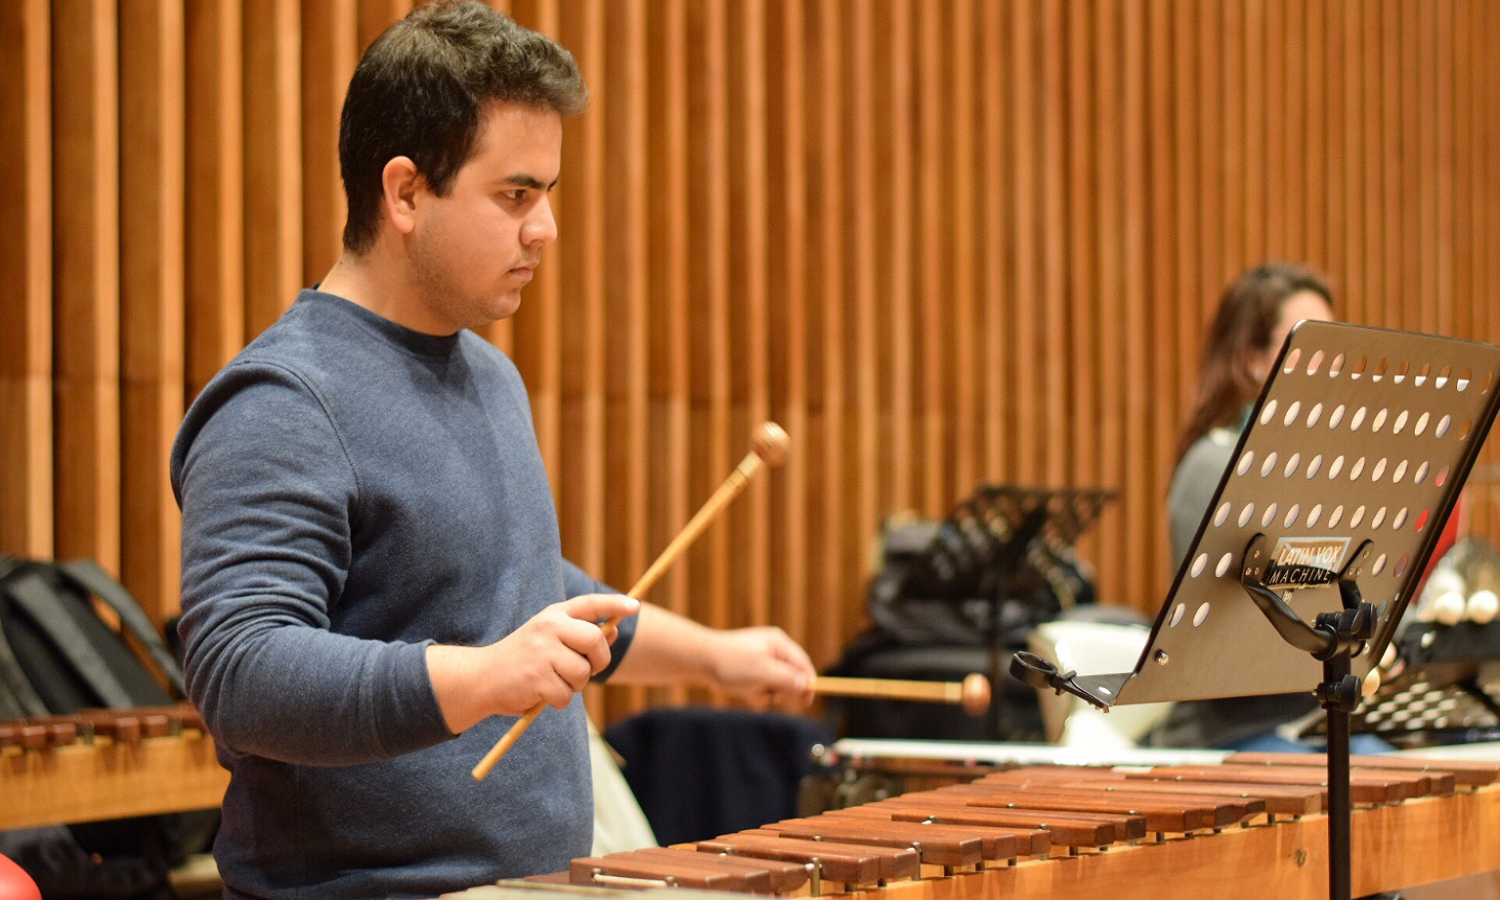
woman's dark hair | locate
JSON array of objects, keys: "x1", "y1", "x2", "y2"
[
  {"x1": 1175, "y1": 263, "x2": 1333, "y2": 463},
  {"x1": 339, "y1": 0, "x2": 587, "y2": 253}
]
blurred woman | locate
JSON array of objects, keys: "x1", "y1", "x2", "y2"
[
  {"x1": 1154, "y1": 263, "x2": 1341, "y2": 752},
  {"x1": 1167, "y1": 264, "x2": 1335, "y2": 564}
]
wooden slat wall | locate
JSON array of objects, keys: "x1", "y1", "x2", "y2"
[
  {"x1": 3, "y1": 0, "x2": 1498, "y2": 727},
  {"x1": 0, "y1": 0, "x2": 52, "y2": 561},
  {"x1": 53, "y1": 0, "x2": 119, "y2": 571},
  {"x1": 119, "y1": 0, "x2": 186, "y2": 639}
]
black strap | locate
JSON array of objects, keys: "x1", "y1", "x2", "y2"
[
  {"x1": 0, "y1": 615, "x2": 49, "y2": 717},
  {"x1": 58, "y1": 560, "x2": 185, "y2": 696},
  {"x1": 5, "y1": 571, "x2": 134, "y2": 709}
]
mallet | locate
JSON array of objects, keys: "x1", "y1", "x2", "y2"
[{"x1": 472, "y1": 423, "x2": 791, "y2": 781}]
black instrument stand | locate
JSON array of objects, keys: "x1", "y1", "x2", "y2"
[
  {"x1": 887, "y1": 485, "x2": 1114, "y2": 740},
  {"x1": 1011, "y1": 321, "x2": 1500, "y2": 900}
]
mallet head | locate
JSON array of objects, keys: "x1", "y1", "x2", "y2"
[
  {"x1": 961, "y1": 673, "x2": 992, "y2": 717},
  {"x1": 752, "y1": 422, "x2": 791, "y2": 467}
]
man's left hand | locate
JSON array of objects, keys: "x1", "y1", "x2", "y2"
[{"x1": 706, "y1": 626, "x2": 816, "y2": 708}]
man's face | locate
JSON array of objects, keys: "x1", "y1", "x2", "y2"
[{"x1": 410, "y1": 102, "x2": 562, "y2": 332}]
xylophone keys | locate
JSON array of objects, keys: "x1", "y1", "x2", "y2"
[
  {"x1": 1123, "y1": 764, "x2": 1425, "y2": 804},
  {"x1": 868, "y1": 792, "x2": 1147, "y2": 844},
  {"x1": 0, "y1": 704, "x2": 207, "y2": 753},
  {"x1": 759, "y1": 817, "x2": 986, "y2": 869},
  {"x1": 980, "y1": 784, "x2": 1246, "y2": 829},
  {"x1": 1344, "y1": 754, "x2": 1499, "y2": 787},
  {"x1": 77, "y1": 710, "x2": 142, "y2": 744},
  {"x1": 979, "y1": 770, "x2": 1269, "y2": 822},
  {"x1": 880, "y1": 806, "x2": 1113, "y2": 853},
  {"x1": 996, "y1": 767, "x2": 1325, "y2": 817},
  {"x1": 14, "y1": 717, "x2": 81, "y2": 748},
  {"x1": 0, "y1": 723, "x2": 50, "y2": 751},
  {"x1": 937, "y1": 783, "x2": 1223, "y2": 834},
  {"x1": 820, "y1": 805, "x2": 1045, "y2": 859},
  {"x1": 623, "y1": 847, "x2": 780, "y2": 893},
  {"x1": 733, "y1": 829, "x2": 923, "y2": 882},
  {"x1": 658, "y1": 851, "x2": 809, "y2": 894},
  {"x1": 1228, "y1": 750, "x2": 1496, "y2": 787},
  {"x1": 539, "y1": 754, "x2": 1500, "y2": 898},
  {"x1": 569, "y1": 852, "x2": 747, "y2": 892},
  {"x1": 696, "y1": 833, "x2": 896, "y2": 887}
]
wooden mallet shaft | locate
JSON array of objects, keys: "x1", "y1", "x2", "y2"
[
  {"x1": 472, "y1": 423, "x2": 790, "y2": 781},
  {"x1": 810, "y1": 673, "x2": 992, "y2": 717}
]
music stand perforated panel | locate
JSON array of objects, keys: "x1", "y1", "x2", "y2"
[{"x1": 1095, "y1": 322, "x2": 1500, "y2": 707}]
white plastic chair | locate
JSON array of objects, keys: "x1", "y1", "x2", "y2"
[{"x1": 1027, "y1": 621, "x2": 1175, "y2": 749}]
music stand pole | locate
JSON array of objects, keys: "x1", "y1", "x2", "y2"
[
  {"x1": 1325, "y1": 658, "x2": 1353, "y2": 900},
  {"x1": 1242, "y1": 533, "x2": 1375, "y2": 900}
]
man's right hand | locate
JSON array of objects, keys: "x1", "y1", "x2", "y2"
[
  {"x1": 426, "y1": 593, "x2": 640, "y2": 733},
  {"x1": 488, "y1": 593, "x2": 640, "y2": 714}
]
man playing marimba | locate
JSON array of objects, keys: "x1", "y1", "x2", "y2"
[{"x1": 170, "y1": 4, "x2": 813, "y2": 898}]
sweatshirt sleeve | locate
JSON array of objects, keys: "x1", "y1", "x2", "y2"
[
  {"x1": 560, "y1": 558, "x2": 637, "y2": 682},
  {"x1": 171, "y1": 362, "x2": 453, "y2": 766}
]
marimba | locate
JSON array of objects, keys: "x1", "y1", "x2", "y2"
[
  {"x1": 0, "y1": 704, "x2": 228, "y2": 830},
  {"x1": 464, "y1": 747, "x2": 1500, "y2": 900}
]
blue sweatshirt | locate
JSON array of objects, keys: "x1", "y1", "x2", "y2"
[{"x1": 171, "y1": 290, "x2": 631, "y2": 900}]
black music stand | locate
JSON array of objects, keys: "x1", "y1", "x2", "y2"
[
  {"x1": 1012, "y1": 321, "x2": 1500, "y2": 900},
  {"x1": 878, "y1": 485, "x2": 1114, "y2": 739}
]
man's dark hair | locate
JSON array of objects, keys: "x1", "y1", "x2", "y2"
[{"x1": 339, "y1": 0, "x2": 587, "y2": 253}]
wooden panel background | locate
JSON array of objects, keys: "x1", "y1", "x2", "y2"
[{"x1": 3, "y1": 0, "x2": 1498, "y2": 727}]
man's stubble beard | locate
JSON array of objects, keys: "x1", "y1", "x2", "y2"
[{"x1": 411, "y1": 226, "x2": 481, "y2": 333}]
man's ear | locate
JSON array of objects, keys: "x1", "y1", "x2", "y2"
[{"x1": 381, "y1": 156, "x2": 422, "y2": 236}]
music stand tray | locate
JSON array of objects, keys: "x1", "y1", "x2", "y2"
[
  {"x1": 1012, "y1": 320, "x2": 1500, "y2": 900},
  {"x1": 880, "y1": 485, "x2": 1115, "y2": 602}
]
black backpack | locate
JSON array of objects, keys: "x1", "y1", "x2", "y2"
[
  {"x1": 0, "y1": 557, "x2": 216, "y2": 899},
  {"x1": 0, "y1": 557, "x2": 184, "y2": 716}
]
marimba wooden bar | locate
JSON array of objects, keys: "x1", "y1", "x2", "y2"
[
  {"x1": 503, "y1": 752, "x2": 1500, "y2": 900},
  {"x1": 0, "y1": 704, "x2": 228, "y2": 830}
]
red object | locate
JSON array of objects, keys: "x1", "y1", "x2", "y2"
[
  {"x1": 1415, "y1": 495, "x2": 1465, "y2": 596},
  {"x1": 0, "y1": 854, "x2": 40, "y2": 900}
]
